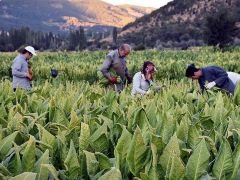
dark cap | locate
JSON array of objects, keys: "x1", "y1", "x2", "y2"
[
  {"x1": 185, "y1": 64, "x2": 198, "y2": 77},
  {"x1": 51, "y1": 68, "x2": 58, "y2": 78}
]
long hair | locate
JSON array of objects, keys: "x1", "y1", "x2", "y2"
[{"x1": 141, "y1": 61, "x2": 155, "y2": 75}]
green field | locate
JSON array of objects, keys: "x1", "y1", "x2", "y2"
[{"x1": 0, "y1": 48, "x2": 240, "y2": 179}]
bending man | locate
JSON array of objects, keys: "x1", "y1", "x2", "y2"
[
  {"x1": 100, "y1": 44, "x2": 132, "y2": 92},
  {"x1": 185, "y1": 64, "x2": 236, "y2": 95}
]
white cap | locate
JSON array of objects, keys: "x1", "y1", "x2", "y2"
[{"x1": 25, "y1": 46, "x2": 37, "y2": 56}]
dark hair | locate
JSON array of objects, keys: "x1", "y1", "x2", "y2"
[
  {"x1": 185, "y1": 64, "x2": 199, "y2": 77},
  {"x1": 142, "y1": 61, "x2": 155, "y2": 75}
]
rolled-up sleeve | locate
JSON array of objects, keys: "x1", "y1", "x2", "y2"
[
  {"x1": 100, "y1": 55, "x2": 112, "y2": 79},
  {"x1": 12, "y1": 59, "x2": 26, "y2": 78}
]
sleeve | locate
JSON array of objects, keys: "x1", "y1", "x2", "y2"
[
  {"x1": 12, "y1": 59, "x2": 27, "y2": 78},
  {"x1": 211, "y1": 67, "x2": 228, "y2": 86},
  {"x1": 198, "y1": 78, "x2": 205, "y2": 94},
  {"x1": 125, "y1": 67, "x2": 129, "y2": 76},
  {"x1": 132, "y1": 73, "x2": 147, "y2": 94},
  {"x1": 125, "y1": 59, "x2": 129, "y2": 76},
  {"x1": 100, "y1": 55, "x2": 112, "y2": 79}
]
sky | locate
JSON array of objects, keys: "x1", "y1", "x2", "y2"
[{"x1": 102, "y1": 0, "x2": 173, "y2": 8}]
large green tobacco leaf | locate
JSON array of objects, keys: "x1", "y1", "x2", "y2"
[
  {"x1": 83, "y1": 150, "x2": 99, "y2": 177},
  {"x1": 128, "y1": 108, "x2": 152, "y2": 143},
  {"x1": 165, "y1": 152, "x2": 185, "y2": 180},
  {"x1": 35, "y1": 150, "x2": 49, "y2": 176},
  {"x1": 212, "y1": 93, "x2": 227, "y2": 126},
  {"x1": 98, "y1": 167, "x2": 122, "y2": 180},
  {"x1": 159, "y1": 133, "x2": 181, "y2": 172},
  {"x1": 126, "y1": 127, "x2": 148, "y2": 177},
  {"x1": 185, "y1": 139, "x2": 210, "y2": 180},
  {"x1": 95, "y1": 152, "x2": 112, "y2": 171},
  {"x1": 22, "y1": 136, "x2": 36, "y2": 172},
  {"x1": 144, "y1": 143, "x2": 161, "y2": 180},
  {"x1": 37, "y1": 125, "x2": 56, "y2": 152},
  {"x1": 212, "y1": 138, "x2": 233, "y2": 179},
  {"x1": 0, "y1": 164, "x2": 11, "y2": 176},
  {"x1": 188, "y1": 125, "x2": 201, "y2": 149},
  {"x1": 38, "y1": 164, "x2": 59, "y2": 180},
  {"x1": 234, "y1": 83, "x2": 240, "y2": 105},
  {"x1": 0, "y1": 131, "x2": 18, "y2": 159},
  {"x1": 10, "y1": 172, "x2": 37, "y2": 180},
  {"x1": 69, "y1": 110, "x2": 80, "y2": 131},
  {"x1": 64, "y1": 140, "x2": 80, "y2": 180},
  {"x1": 79, "y1": 122, "x2": 90, "y2": 151},
  {"x1": 151, "y1": 133, "x2": 165, "y2": 154},
  {"x1": 115, "y1": 126, "x2": 132, "y2": 172},
  {"x1": 233, "y1": 82, "x2": 240, "y2": 105},
  {"x1": 89, "y1": 123, "x2": 109, "y2": 152},
  {"x1": 160, "y1": 112, "x2": 176, "y2": 144},
  {"x1": 176, "y1": 116, "x2": 190, "y2": 143},
  {"x1": 230, "y1": 144, "x2": 240, "y2": 180},
  {"x1": 8, "y1": 143, "x2": 22, "y2": 175}
]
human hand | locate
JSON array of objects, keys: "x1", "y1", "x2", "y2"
[
  {"x1": 109, "y1": 77, "x2": 118, "y2": 84},
  {"x1": 28, "y1": 68, "x2": 33, "y2": 74},
  {"x1": 26, "y1": 72, "x2": 33, "y2": 81},
  {"x1": 146, "y1": 89, "x2": 151, "y2": 95}
]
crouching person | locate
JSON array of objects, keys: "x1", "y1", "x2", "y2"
[
  {"x1": 131, "y1": 61, "x2": 160, "y2": 96},
  {"x1": 185, "y1": 64, "x2": 236, "y2": 95}
]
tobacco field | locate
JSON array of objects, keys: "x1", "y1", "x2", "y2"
[{"x1": 0, "y1": 48, "x2": 240, "y2": 180}]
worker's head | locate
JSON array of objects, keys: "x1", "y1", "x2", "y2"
[
  {"x1": 118, "y1": 44, "x2": 131, "y2": 58},
  {"x1": 22, "y1": 46, "x2": 37, "y2": 60},
  {"x1": 142, "y1": 61, "x2": 156, "y2": 75},
  {"x1": 185, "y1": 64, "x2": 202, "y2": 80},
  {"x1": 51, "y1": 68, "x2": 58, "y2": 78}
]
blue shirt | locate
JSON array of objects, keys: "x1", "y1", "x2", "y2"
[{"x1": 198, "y1": 66, "x2": 235, "y2": 95}]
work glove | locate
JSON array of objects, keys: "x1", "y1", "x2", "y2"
[
  {"x1": 125, "y1": 74, "x2": 132, "y2": 84},
  {"x1": 109, "y1": 77, "x2": 118, "y2": 84},
  {"x1": 146, "y1": 89, "x2": 151, "y2": 95},
  {"x1": 26, "y1": 72, "x2": 33, "y2": 81},
  {"x1": 205, "y1": 81, "x2": 216, "y2": 89}
]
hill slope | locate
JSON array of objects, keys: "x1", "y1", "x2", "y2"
[
  {"x1": 119, "y1": 0, "x2": 240, "y2": 48},
  {"x1": 0, "y1": 0, "x2": 154, "y2": 32}
]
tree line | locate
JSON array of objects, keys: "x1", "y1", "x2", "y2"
[{"x1": 0, "y1": 26, "x2": 117, "y2": 52}]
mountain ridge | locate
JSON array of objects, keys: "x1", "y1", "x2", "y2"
[
  {"x1": 0, "y1": 0, "x2": 155, "y2": 32},
  {"x1": 118, "y1": 0, "x2": 240, "y2": 48}
]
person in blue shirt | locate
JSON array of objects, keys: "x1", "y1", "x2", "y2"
[{"x1": 185, "y1": 64, "x2": 236, "y2": 95}]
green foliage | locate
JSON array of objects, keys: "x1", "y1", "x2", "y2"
[{"x1": 0, "y1": 50, "x2": 239, "y2": 179}]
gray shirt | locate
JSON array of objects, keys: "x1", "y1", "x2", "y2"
[
  {"x1": 11, "y1": 54, "x2": 31, "y2": 90},
  {"x1": 100, "y1": 49, "x2": 129, "y2": 80}
]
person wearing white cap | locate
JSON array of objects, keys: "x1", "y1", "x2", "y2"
[{"x1": 11, "y1": 46, "x2": 37, "y2": 91}]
